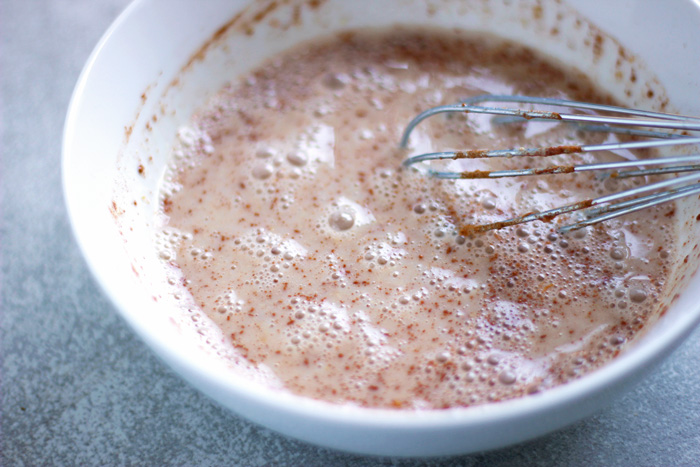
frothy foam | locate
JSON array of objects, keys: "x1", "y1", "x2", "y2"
[{"x1": 155, "y1": 28, "x2": 677, "y2": 409}]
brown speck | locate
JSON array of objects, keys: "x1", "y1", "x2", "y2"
[
  {"x1": 593, "y1": 34, "x2": 604, "y2": 59},
  {"x1": 536, "y1": 145, "x2": 581, "y2": 156},
  {"x1": 252, "y1": 1, "x2": 279, "y2": 23},
  {"x1": 533, "y1": 165, "x2": 575, "y2": 175},
  {"x1": 454, "y1": 149, "x2": 488, "y2": 159},
  {"x1": 460, "y1": 169, "x2": 494, "y2": 179},
  {"x1": 532, "y1": 4, "x2": 543, "y2": 19}
]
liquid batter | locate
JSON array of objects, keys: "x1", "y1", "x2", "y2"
[{"x1": 156, "y1": 29, "x2": 675, "y2": 409}]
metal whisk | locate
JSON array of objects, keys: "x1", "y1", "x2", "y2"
[{"x1": 400, "y1": 95, "x2": 700, "y2": 234}]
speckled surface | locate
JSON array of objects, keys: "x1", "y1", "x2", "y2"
[{"x1": 1, "y1": 1, "x2": 700, "y2": 465}]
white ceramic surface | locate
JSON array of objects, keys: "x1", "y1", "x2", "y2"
[{"x1": 63, "y1": 0, "x2": 700, "y2": 456}]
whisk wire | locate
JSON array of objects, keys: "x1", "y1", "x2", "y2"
[{"x1": 401, "y1": 95, "x2": 700, "y2": 233}]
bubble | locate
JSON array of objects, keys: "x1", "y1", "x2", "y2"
[
  {"x1": 436, "y1": 352, "x2": 450, "y2": 363},
  {"x1": 252, "y1": 163, "x2": 274, "y2": 179},
  {"x1": 323, "y1": 73, "x2": 347, "y2": 90},
  {"x1": 359, "y1": 129, "x2": 374, "y2": 140},
  {"x1": 413, "y1": 203, "x2": 426, "y2": 214},
  {"x1": 517, "y1": 243, "x2": 530, "y2": 253},
  {"x1": 610, "y1": 247, "x2": 627, "y2": 260},
  {"x1": 482, "y1": 198, "x2": 497, "y2": 210},
  {"x1": 610, "y1": 335, "x2": 625, "y2": 345},
  {"x1": 516, "y1": 227, "x2": 529, "y2": 238},
  {"x1": 287, "y1": 150, "x2": 308, "y2": 166},
  {"x1": 314, "y1": 106, "x2": 330, "y2": 117},
  {"x1": 256, "y1": 147, "x2": 276, "y2": 158},
  {"x1": 329, "y1": 210, "x2": 355, "y2": 231},
  {"x1": 498, "y1": 370, "x2": 517, "y2": 385},
  {"x1": 629, "y1": 289, "x2": 647, "y2": 303}
]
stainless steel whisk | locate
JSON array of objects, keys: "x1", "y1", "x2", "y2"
[{"x1": 400, "y1": 95, "x2": 700, "y2": 234}]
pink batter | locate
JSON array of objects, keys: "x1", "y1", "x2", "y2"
[{"x1": 157, "y1": 29, "x2": 675, "y2": 409}]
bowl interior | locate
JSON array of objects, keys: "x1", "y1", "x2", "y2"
[{"x1": 63, "y1": 0, "x2": 700, "y2": 456}]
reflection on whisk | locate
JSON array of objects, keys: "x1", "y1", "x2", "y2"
[{"x1": 400, "y1": 95, "x2": 700, "y2": 234}]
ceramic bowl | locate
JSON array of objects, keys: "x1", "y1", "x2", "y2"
[{"x1": 63, "y1": 0, "x2": 700, "y2": 456}]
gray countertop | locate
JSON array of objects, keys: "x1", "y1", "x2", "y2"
[{"x1": 2, "y1": 1, "x2": 699, "y2": 465}]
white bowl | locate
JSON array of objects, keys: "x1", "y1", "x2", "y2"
[{"x1": 63, "y1": 0, "x2": 700, "y2": 457}]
